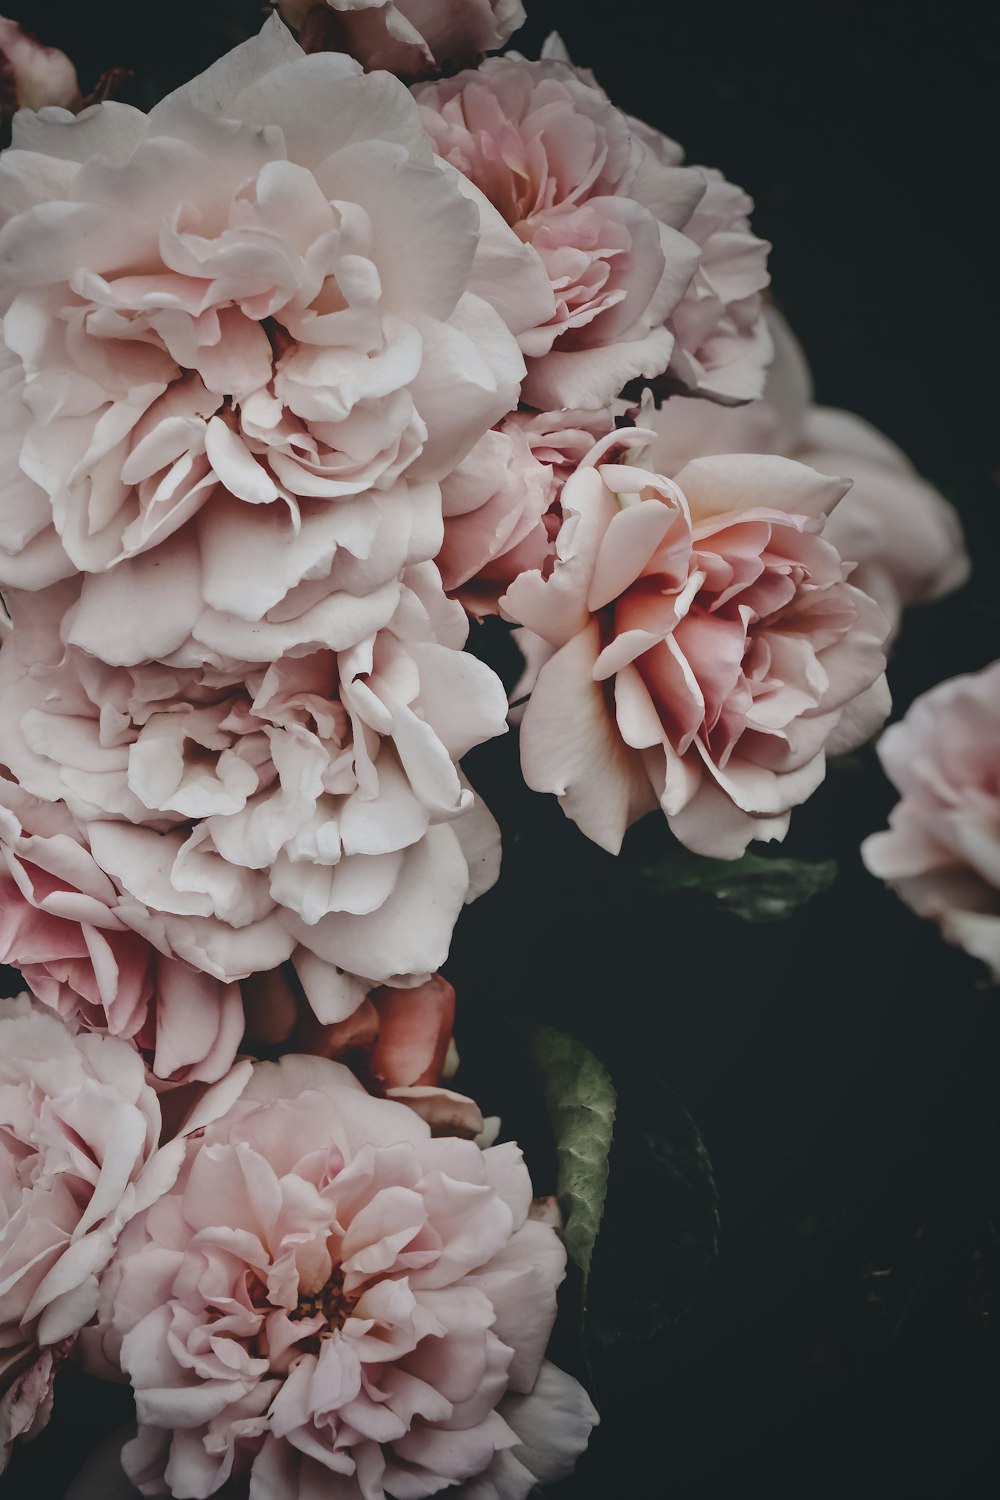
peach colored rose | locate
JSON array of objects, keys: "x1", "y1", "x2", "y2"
[
  {"x1": 503, "y1": 431, "x2": 890, "y2": 858},
  {"x1": 0, "y1": 776, "x2": 243, "y2": 1083},
  {"x1": 287, "y1": 0, "x2": 525, "y2": 80},
  {"x1": 84, "y1": 1054, "x2": 597, "y2": 1499},
  {"x1": 646, "y1": 310, "x2": 969, "y2": 640},
  {"x1": 438, "y1": 406, "x2": 614, "y2": 613},
  {"x1": 0, "y1": 565, "x2": 507, "y2": 1019},
  {"x1": 416, "y1": 55, "x2": 707, "y2": 410},
  {"x1": 0, "y1": 17, "x2": 80, "y2": 117},
  {"x1": 0, "y1": 18, "x2": 553, "y2": 662},
  {"x1": 862, "y1": 662, "x2": 1000, "y2": 979},
  {"x1": 0, "y1": 994, "x2": 251, "y2": 1472}
]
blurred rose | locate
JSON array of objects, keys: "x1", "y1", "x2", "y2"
[
  {"x1": 0, "y1": 17, "x2": 552, "y2": 661},
  {"x1": 0, "y1": 994, "x2": 250, "y2": 1471},
  {"x1": 84, "y1": 1054, "x2": 597, "y2": 1499},
  {"x1": 0, "y1": 17, "x2": 80, "y2": 117},
  {"x1": 862, "y1": 661, "x2": 1000, "y2": 980},
  {"x1": 646, "y1": 309, "x2": 969, "y2": 641},
  {"x1": 504, "y1": 431, "x2": 889, "y2": 858},
  {"x1": 287, "y1": 0, "x2": 525, "y2": 80}
]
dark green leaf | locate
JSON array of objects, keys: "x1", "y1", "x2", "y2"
[
  {"x1": 529, "y1": 1026, "x2": 616, "y2": 1299},
  {"x1": 642, "y1": 844, "x2": 837, "y2": 923}
]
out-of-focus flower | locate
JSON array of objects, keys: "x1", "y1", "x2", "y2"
[
  {"x1": 0, "y1": 17, "x2": 552, "y2": 662},
  {"x1": 438, "y1": 406, "x2": 614, "y2": 613},
  {"x1": 286, "y1": 0, "x2": 525, "y2": 81},
  {"x1": 84, "y1": 1054, "x2": 598, "y2": 1499},
  {"x1": 0, "y1": 568, "x2": 507, "y2": 1020},
  {"x1": 0, "y1": 994, "x2": 250, "y2": 1471},
  {"x1": 416, "y1": 55, "x2": 708, "y2": 411},
  {"x1": 0, "y1": 17, "x2": 80, "y2": 118},
  {"x1": 504, "y1": 431, "x2": 889, "y2": 858},
  {"x1": 646, "y1": 310, "x2": 969, "y2": 641},
  {"x1": 862, "y1": 661, "x2": 1000, "y2": 979}
]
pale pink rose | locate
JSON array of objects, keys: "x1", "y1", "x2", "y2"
[
  {"x1": 646, "y1": 310, "x2": 970, "y2": 641},
  {"x1": 84, "y1": 1054, "x2": 597, "y2": 1499},
  {"x1": 0, "y1": 17, "x2": 553, "y2": 661},
  {"x1": 0, "y1": 564, "x2": 507, "y2": 1016},
  {"x1": 416, "y1": 55, "x2": 708, "y2": 410},
  {"x1": 0, "y1": 17, "x2": 81, "y2": 117},
  {"x1": 0, "y1": 993, "x2": 251, "y2": 1472},
  {"x1": 862, "y1": 662, "x2": 1000, "y2": 979},
  {"x1": 503, "y1": 431, "x2": 890, "y2": 858},
  {"x1": 0, "y1": 776, "x2": 244, "y2": 1083},
  {"x1": 438, "y1": 406, "x2": 614, "y2": 612},
  {"x1": 286, "y1": 0, "x2": 525, "y2": 80}
]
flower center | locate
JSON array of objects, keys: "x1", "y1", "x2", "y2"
[{"x1": 293, "y1": 1266, "x2": 359, "y2": 1335}]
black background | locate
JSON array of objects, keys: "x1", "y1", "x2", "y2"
[{"x1": 3, "y1": 1, "x2": 1000, "y2": 1497}]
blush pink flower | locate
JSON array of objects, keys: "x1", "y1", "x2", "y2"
[
  {"x1": 0, "y1": 17, "x2": 81, "y2": 118},
  {"x1": 416, "y1": 55, "x2": 708, "y2": 410},
  {"x1": 286, "y1": 0, "x2": 525, "y2": 81},
  {"x1": 438, "y1": 405, "x2": 614, "y2": 612},
  {"x1": 0, "y1": 993, "x2": 251, "y2": 1472},
  {"x1": 84, "y1": 1054, "x2": 597, "y2": 1499},
  {"x1": 503, "y1": 431, "x2": 890, "y2": 858},
  {"x1": 0, "y1": 17, "x2": 552, "y2": 661},
  {"x1": 646, "y1": 310, "x2": 969, "y2": 641},
  {"x1": 0, "y1": 776, "x2": 244, "y2": 1083},
  {"x1": 0, "y1": 565, "x2": 507, "y2": 1018},
  {"x1": 862, "y1": 662, "x2": 1000, "y2": 980}
]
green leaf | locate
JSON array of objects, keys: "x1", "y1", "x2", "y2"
[
  {"x1": 529, "y1": 1026, "x2": 616, "y2": 1300},
  {"x1": 642, "y1": 844, "x2": 837, "y2": 923},
  {"x1": 585, "y1": 1070, "x2": 719, "y2": 1350}
]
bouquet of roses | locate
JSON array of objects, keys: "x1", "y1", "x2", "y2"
[{"x1": 0, "y1": 1, "x2": 983, "y2": 1496}]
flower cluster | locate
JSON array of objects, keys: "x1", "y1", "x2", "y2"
[{"x1": 0, "y1": 0, "x2": 971, "y2": 1493}]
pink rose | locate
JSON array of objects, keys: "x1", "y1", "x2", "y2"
[
  {"x1": 862, "y1": 662, "x2": 1000, "y2": 979},
  {"x1": 0, "y1": 994, "x2": 251, "y2": 1471},
  {"x1": 0, "y1": 776, "x2": 243, "y2": 1083},
  {"x1": 438, "y1": 406, "x2": 615, "y2": 613},
  {"x1": 646, "y1": 310, "x2": 969, "y2": 640},
  {"x1": 416, "y1": 55, "x2": 708, "y2": 410},
  {"x1": 84, "y1": 1054, "x2": 597, "y2": 1499},
  {"x1": 503, "y1": 431, "x2": 889, "y2": 858},
  {"x1": 0, "y1": 17, "x2": 553, "y2": 661},
  {"x1": 0, "y1": 17, "x2": 80, "y2": 117},
  {"x1": 0, "y1": 565, "x2": 507, "y2": 1018},
  {"x1": 287, "y1": 0, "x2": 525, "y2": 80}
]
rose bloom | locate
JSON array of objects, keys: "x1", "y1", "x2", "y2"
[
  {"x1": 0, "y1": 563, "x2": 507, "y2": 1021},
  {"x1": 0, "y1": 993, "x2": 251, "y2": 1471},
  {"x1": 0, "y1": 16, "x2": 81, "y2": 118},
  {"x1": 416, "y1": 55, "x2": 707, "y2": 411},
  {"x1": 0, "y1": 17, "x2": 553, "y2": 662},
  {"x1": 244, "y1": 969, "x2": 490, "y2": 1138},
  {"x1": 646, "y1": 309, "x2": 969, "y2": 641},
  {"x1": 0, "y1": 774, "x2": 244, "y2": 1083},
  {"x1": 437, "y1": 405, "x2": 614, "y2": 612},
  {"x1": 862, "y1": 661, "x2": 1000, "y2": 980},
  {"x1": 503, "y1": 431, "x2": 890, "y2": 859},
  {"x1": 284, "y1": 0, "x2": 525, "y2": 81},
  {"x1": 83, "y1": 1054, "x2": 598, "y2": 1499}
]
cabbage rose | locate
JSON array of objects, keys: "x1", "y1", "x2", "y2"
[{"x1": 84, "y1": 1054, "x2": 598, "y2": 1499}]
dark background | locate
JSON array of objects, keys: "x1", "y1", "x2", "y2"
[{"x1": 3, "y1": 1, "x2": 1000, "y2": 1497}]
